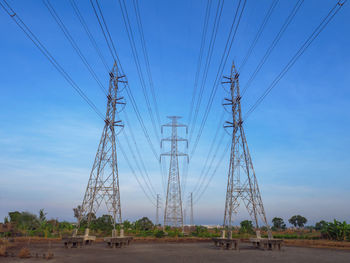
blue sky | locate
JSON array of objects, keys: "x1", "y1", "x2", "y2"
[{"x1": 0, "y1": 0, "x2": 349, "y2": 226}]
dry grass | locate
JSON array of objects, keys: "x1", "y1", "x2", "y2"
[{"x1": 18, "y1": 247, "x2": 31, "y2": 258}]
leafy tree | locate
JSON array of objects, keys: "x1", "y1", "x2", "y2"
[
  {"x1": 73, "y1": 206, "x2": 82, "y2": 220},
  {"x1": 272, "y1": 217, "x2": 286, "y2": 230},
  {"x1": 91, "y1": 215, "x2": 114, "y2": 232},
  {"x1": 288, "y1": 215, "x2": 307, "y2": 228},
  {"x1": 4, "y1": 216, "x2": 9, "y2": 224},
  {"x1": 135, "y1": 217, "x2": 153, "y2": 231},
  {"x1": 315, "y1": 220, "x2": 327, "y2": 231},
  {"x1": 39, "y1": 209, "x2": 47, "y2": 224},
  {"x1": 239, "y1": 220, "x2": 254, "y2": 234},
  {"x1": 8, "y1": 211, "x2": 21, "y2": 223}
]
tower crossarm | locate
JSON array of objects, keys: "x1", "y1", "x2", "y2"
[{"x1": 161, "y1": 137, "x2": 188, "y2": 148}]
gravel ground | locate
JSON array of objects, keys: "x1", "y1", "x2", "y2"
[{"x1": 2, "y1": 242, "x2": 350, "y2": 263}]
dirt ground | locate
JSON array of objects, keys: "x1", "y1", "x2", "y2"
[{"x1": 1, "y1": 242, "x2": 350, "y2": 263}]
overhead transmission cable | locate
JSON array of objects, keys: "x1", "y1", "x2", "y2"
[
  {"x1": 132, "y1": 0, "x2": 162, "y2": 126},
  {"x1": 118, "y1": 0, "x2": 161, "y2": 141},
  {"x1": 43, "y1": 0, "x2": 107, "y2": 95},
  {"x1": 193, "y1": 0, "x2": 347, "y2": 204},
  {"x1": 69, "y1": 0, "x2": 110, "y2": 73},
  {"x1": 191, "y1": 111, "x2": 225, "y2": 194},
  {"x1": 241, "y1": 0, "x2": 304, "y2": 96},
  {"x1": 194, "y1": 140, "x2": 231, "y2": 204},
  {"x1": 117, "y1": 138, "x2": 156, "y2": 206},
  {"x1": 65, "y1": 0, "x2": 158, "y2": 204},
  {"x1": 239, "y1": 0, "x2": 279, "y2": 73},
  {"x1": 191, "y1": 0, "x2": 277, "y2": 197},
  {"x1": 190, "y1": 0, "x2": 247, "y2": 157},
  {"x1": 89, "y1": 0, "x2": 159, "y2": 160},
  {"x1": 191, "y1": 0, "x2": 300, "y2": 198},
  {"x1": 244, "y1": 0, "x2": 347, "y2": 119},
  {"x1": 123, "y1": 111, "x2": 158, "y2": 199},
  {"x1": 188, "y1": 0, "x2": 224, "y2": 143},
  {"x1": 187, "y1": 0, "x2": 212, "y2": 126},
  {"x1": 0, "y1": 0, "x2": 104, "y2": 120}
]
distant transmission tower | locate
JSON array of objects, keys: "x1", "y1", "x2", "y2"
[
  {"x1": 76, "y1": 63, "x2": 125, "y2": 238},
  {"x1": 161, "y1": 116, "x2": 188, "y2": 229},
  {"x1": 223, "y1": 63, "x2": 272, "y2": 238},
  {"x1": 190, "y1": 192, "x2": 194, "y2": 227},
  {"x1": 156, "y1": 194, "x2": 160, "y2": 226}
]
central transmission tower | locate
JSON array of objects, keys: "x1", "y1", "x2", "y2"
[
  {"x1": 160, "y1": 116, "x2": 188, "y2": 229},
  {"x1": 189, "y1": 192, "x2": 194, "y2": 227},
  {"x1": 75, "y1": 63, "x2": 125, "y2": 238},
  {"x1": 222, "y1": 63, "x2": 272, "y2": 238}
]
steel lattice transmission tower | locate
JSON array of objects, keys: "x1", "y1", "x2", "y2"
[
  {"x1": 189, "y1": 192, "x2": 194, "y2": 227},
  {"x1": 75, "y1": 63, "x2": 125, "y2": 237},
  {"x1": 160, "y1": 116, "x2": 188, "y2": 229},
  {"x1": 155, "y1": 194, "x2": 160, "y2": 226},
  {"x1": 223, "y1": 63, "x2": 272, "y2": 238}
]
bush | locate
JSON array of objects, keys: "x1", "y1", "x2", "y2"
[
  {"x1": 154, "y1": 230, "x2": 165, "y2": 238},
  {"x1": 321, "y1": 220, "x2": 350, "y2": 241},
  {"x1": 239, "y1": 220, "x2": 254, "y2": 235}
]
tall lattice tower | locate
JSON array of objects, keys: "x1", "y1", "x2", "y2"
[
  {"x1": 189, "y1": 192, "x2": 194, "y2": 227},
  {"x1": 160, "y1": 116, "x2": 188, "y2": 229},
  {"x1": 222, "y1": 63, "x2": 272, "y2": 238},
  {"x1": 75, "y1": 63, "x2": 125, "y2": 238}
]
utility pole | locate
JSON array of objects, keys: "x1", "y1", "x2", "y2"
[
  {"x1": 222, "y1": 62, "x2": 272, "y2": 239},
  {"x1": 190, "y1": 192, "x2": 194, "y2": 227},
  {"x1": 160, "y1": 116, "x2": 188, "y2": 230},
  {"x1": 75, "y1": 63, "x2": 125, "y2": 240},
  {"x1": 156, "y1": 194, "x2": 160, "y2": 226}
]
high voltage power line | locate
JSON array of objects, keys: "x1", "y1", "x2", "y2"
[
  {"x1": 239, "y1": 0, "x2": 279, "y2": 73},
  {"x1": 69, "y1": 0, "x2": 110, "y2": 73},
  {"x1": 188, "y1": 0, "x2": 224, "y2": 143},
  {"x1": 1, "y1": 0, "x2": 159, "y2": 207},
  {"x1": 118, "y1": 0, "x2": 161, "y2": 141},
  {"x1": 241, "y1": 0, "x2": 304, "y2": 97},
  {"x1": 191, "y1": 0, "x2": 347, "y2": 204},
  {"x1": 132, "y1": 0, "x2": 162, "y2": 127},
  {"x1": 0, "y1": 0, "x2": 105, "y2": 120},
  {"x1": 187, "y1": 0, "x2": 212, "y2": 129},
  {"x1": 190, "y1": 0, "x2": 247, "y2": 158},
  {"x1": 1, "y1": 0, "x2": 347, "y2": 215},
  {"x1": 43, "y1": 0, "x2": 108, "y2": 95},
  {"x1": 47, "y1": 0, "x2": 158, "y2": 205},
  {"x1": 89, "y1": 0, "x2": 160, "y2": 161}
]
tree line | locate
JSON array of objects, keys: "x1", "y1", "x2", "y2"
[{"x1": 1, "y1": 210, "x2": 349, "y2": 241}]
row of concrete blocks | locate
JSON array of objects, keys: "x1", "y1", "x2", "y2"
[
  {"x1": 63, "y1": 228, "x2": 133, "y2": 249},
  {"x1": 212, "y1": 237, "x2": 283, "y2": 251}
]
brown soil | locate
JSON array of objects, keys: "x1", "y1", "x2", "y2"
[
  {"x1": 1, "y1": 242, "x2": 350, "y2": 263},
  {"x1": 284, "y1": 239, "x2": 350, "y2": 250}
]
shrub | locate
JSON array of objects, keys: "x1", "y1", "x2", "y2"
[
  {"x1": 239, "y1": 220, "x2": 254, "y2": 235},
  {"x1": 154, "y1": 230, "x2": 165, "y2": 238},
  {"x1": 321, "y1": 220, "x2": 350, "y2": 241}
]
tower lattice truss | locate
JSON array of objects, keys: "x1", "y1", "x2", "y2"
[
  {"x1": 161, "y1": 116, "x2": 188, "y2": 228},
  {"x1": 78, "y1": 64, "x2": 125, "y2": 229},
  {"x1": 223, "y1": 63, "x2": 271, "y2": 238}
]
